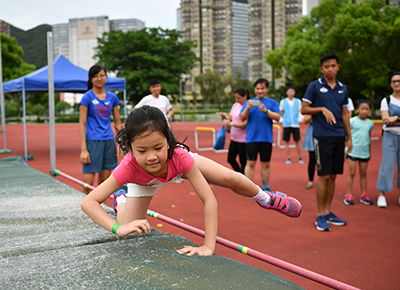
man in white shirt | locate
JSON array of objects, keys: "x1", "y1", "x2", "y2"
[{"x1": 135, "y1": 79, "x2": 174, "y2": 122}]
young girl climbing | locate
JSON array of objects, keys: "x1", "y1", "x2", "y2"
[{"x1": 81, "y1": 105, "x2": 302, "y2": 256}]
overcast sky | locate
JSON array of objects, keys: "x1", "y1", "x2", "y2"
[{"x1": 0, "y1": 0, "x2": 181, "y2": 31}]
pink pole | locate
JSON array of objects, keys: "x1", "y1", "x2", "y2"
[
  {"x1": 52, "y1": 169, "x2": 113, "y2": 202},
  {"x1": 54, "y1": 170, "x2": 361, "y2": 290},
  {"x1": 147, "y1": 210, "x2": 361, "y2": 290}
]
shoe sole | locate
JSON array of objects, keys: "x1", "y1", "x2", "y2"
[
  {"x1": 360, "y1": 200, "x2": 373, "y2": 205},
  {"x1": 326, "y1": 221, "x2": 346, "y2": 226},
  {"x1": 343, "y1": 199, "x2": 354, "y2": 205},
  {"x1": 315, "y1": 222, "x2": 330, "y2": 231}
]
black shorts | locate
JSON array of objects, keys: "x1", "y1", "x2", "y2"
[
  {"x1": 283, "y1": 127, "x2": 300, "y2": 142},
  {"x1": 346, "y1": 155, "x2": 370, "y2": 162},
  {"x1": 314, "y1": 136, "x2": 345, "y2": 176},
  {"x1": 246, "y1": 142, "x2": 272, "y2": 162}
]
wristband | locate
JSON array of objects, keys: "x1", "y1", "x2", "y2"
[
  {"x1": 266, "y1": 109, "x2": 269, "y2": 115},
  {"x1": 230, "y1": 122, "x2": 233, "y2": 126},
  {"x1": 111, "y1": 222, "x2": 121, "y2": 234}
]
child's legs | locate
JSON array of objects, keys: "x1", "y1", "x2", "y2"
[
  {"x1": 283, "y1": 128, "x2": 291, "y2": 158},
  {"x1": 82, "y1": 173, "x2": 95, "y2": 194},
  {"x1": 238, "y1": 142, "x2": 247, "y2": 174},
  {"x1": 260, "y1": 161, "x2": 270, "y2": 183},
  {"x1": 346, "y1": 158, "x2": 357, "y2": 195},
  {"x1": 193, "y1": 155, "x2": 259, "y2": 198},
  {"x1": 98, "y1": 170, "x2": 112, "y2": 186},
  {"x1": 292, "y1": 128, "x2": 302, "y2": 158},
  {"x1": 244, "y1": 142, "x2": 258, "y2": 181},
  {"x1": 244, "y1": 160, "x2": 256, "y2": 181},
  {"x1": 259, "y1": 142, "x2": 272, "y2": 182},
  {"x1": 358, "y1": 161, "x2": 368, "y2": 195},
  {"x1": 284, "y1": 141, "x2": 290, "y2": 158},
  {"x1": 227, "y1": 140, "x2": 241, "y2": 172},
  {"x1": 122, "y1": 196, "x2": 153, "y2": 224}
]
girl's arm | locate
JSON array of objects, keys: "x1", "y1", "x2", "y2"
[
  {"x1": 177, "y1": 163, "x2": 218, "y2": 256},
  {"x1": 112, "y1": 106, "x2": 122, "y2": 157},
  {"x1": 81, "y1": 175, "x2": 151, "y2": 237},
  {"x1": 79, "y1": 105, "x2": 90, "y2": 164}
]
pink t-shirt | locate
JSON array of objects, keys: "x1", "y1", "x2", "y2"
[
  {"x1": 112, "y1": 147, "x2": 195, "y2": 188},
  {"x1": 230, "y1": 102, "x2": 246, "y2": 143}
]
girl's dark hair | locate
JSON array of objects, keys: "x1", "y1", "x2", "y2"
[
  {"x1": 87, "y1": 64, "x2": 107, "y2": 90},
  {"x1": 389, "y1": 72, "x2": 400, "y2": 84},
  {"x1": 233, "y1": 87, "x2": 250, "y2": 100},
  {"x1": 116, "y1": 105, "x2": 187, "y2": 159},
  {"x1": 357, "y1": 99, "x2": 372, "y2": 109}
]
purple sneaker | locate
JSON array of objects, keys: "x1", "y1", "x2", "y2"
[{"x1": 258, "y1": 191, "x2": 302, "y2": 218}]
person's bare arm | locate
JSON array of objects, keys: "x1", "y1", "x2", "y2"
[
  {"x1": 342, "y1": 106, "x2": 352, "y2": 153},
  {"x1": 301, "y1": 101, "x2": 336, "y2": 125},
  {"x1": 79, "y1": 105, "x2": 90, "y2": 164}
]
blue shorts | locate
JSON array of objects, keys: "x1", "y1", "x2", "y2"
[{"x1": 83, "y1": 139, "x2": 117, "y2": 174}]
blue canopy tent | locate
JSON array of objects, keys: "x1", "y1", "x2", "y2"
[
  {"x1": 2, "y1": 54, "x2": 127, "y2": 161},
  {"x1": 3, "y1": 55, "x2": 125, "y2": 93}
]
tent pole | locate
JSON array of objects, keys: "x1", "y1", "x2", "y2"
[
  {"x1": 22, "y1": 80, "x2": 28, "y2": 160},
  {"x1": 123, "y1": 88, "x2": 127, "y2": 119},
  {"x1": 0, "y1": 33, "x2": 11, "y2": 153},
  {"x1": 47, "y1": 32, "x2": 56, "y2": 174}
]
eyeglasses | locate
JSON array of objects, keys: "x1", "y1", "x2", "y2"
[
  {"x1": 391, "y1": 80, "x2": 400, "y2": 84},
  {"x1": 93, "y1": 74, "x2": 106, "y2": 80}
]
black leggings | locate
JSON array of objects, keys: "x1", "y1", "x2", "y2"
[
  {"x1": 227, "y1": 140, "x2": 247, "y2": 174},
  {"x1": 308, "y1": 151, "x2": 316, "y2": 182}
]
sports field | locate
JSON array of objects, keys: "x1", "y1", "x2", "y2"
[{"x1": 1, "y1": 122, "x2": 399, "y2": 290}]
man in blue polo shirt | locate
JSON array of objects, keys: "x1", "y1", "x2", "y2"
[{"x1": 301, "y1": 53, "x2": 353, "y2": 232}]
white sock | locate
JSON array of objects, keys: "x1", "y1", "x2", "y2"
[
  {"x1": 116, "y1": 195, "x2": 127, "y2": 210},
  {"x1": 250, "y1": 187, "x2": 271, "y2": 207}
]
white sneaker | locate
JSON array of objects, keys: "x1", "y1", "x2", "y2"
[
  {"x1": 285, "y1": 158, "x2": 292, "y2": 164},
  {"x1": 377, "y1": 196, "x2": 387, "y2": 208}
]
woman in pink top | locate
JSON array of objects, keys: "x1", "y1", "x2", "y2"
[
  {"x1": 221, "y1": 88, "x2": 249, "y2": 174},
  {"x1": 81, "y1": 106, "x2": 302, "y2": 257}
]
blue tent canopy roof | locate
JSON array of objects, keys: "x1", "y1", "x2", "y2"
[{"x1": 3, "y1": 55, "x2": 125, "y2": 93}]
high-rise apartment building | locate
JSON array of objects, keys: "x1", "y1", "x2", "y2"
[
  {"x1": 179, "y1": 0, "x2": 303, "y2": 93},
  {"x1": 0, "y1": 20, "x2": 10, "y2": 35},
  {"x1": 52, "y1": 16, "x2": 145, "y2": 70},
  {"x1": 180, "y1": 0, "x2": 249, "y2": 93},
  {"x1": 248, "y1": 0, "x2": 302, "y2": 87}
]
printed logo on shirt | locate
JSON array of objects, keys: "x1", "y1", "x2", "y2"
[
  {"x1": 338, "y1": 90, "x2": 344, "y2": 94},
  {"x1": 320, "y1": 87, "x2": 328, "y2": 93},
  {"x1": 105, "y1": 101, "x2": 110, "y2": 105},
  {"x1": 92, "y1": 99, "x2": 99, "y2": 105}
]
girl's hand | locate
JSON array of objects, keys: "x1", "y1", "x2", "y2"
[
  {"x1": 80, "y1": 150, "x2": 90, "y2": 164},
  {"x1": 176, "y1": 245, "x2": 214, "y2": 256},
  {"x1": 116, "y1": 219, "x2": 151, "y2": 237},
  {"x1": 219, "y1": 112, "x2": 227, "y2": 119}
]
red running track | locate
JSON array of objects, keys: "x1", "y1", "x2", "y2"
[{"x1": 1, "y1": 122, "x2": 399, "y2": 290}]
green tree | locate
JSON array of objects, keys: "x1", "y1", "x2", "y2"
[
  {"x1": 1, "y1": 33, "x2": 36, "y2": 82},
  {"x1": 32, "y1": 103, "x2": 45, "y2": 116},
  {"x1": 95, "y1": 28, "x2": 198, "y2": 104},
  {"x1": 5, "y1": 101, "x2": 20, "y2": 118},
  {"x1": 266, "y1": 0, "x2": 400, "y2": 114},
  {"x1": 195, "y1": 69, "x2": 251, "y2": 104},
  {"x1": 55, "y1": 101, "x2": 71, "y2": 115}
]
